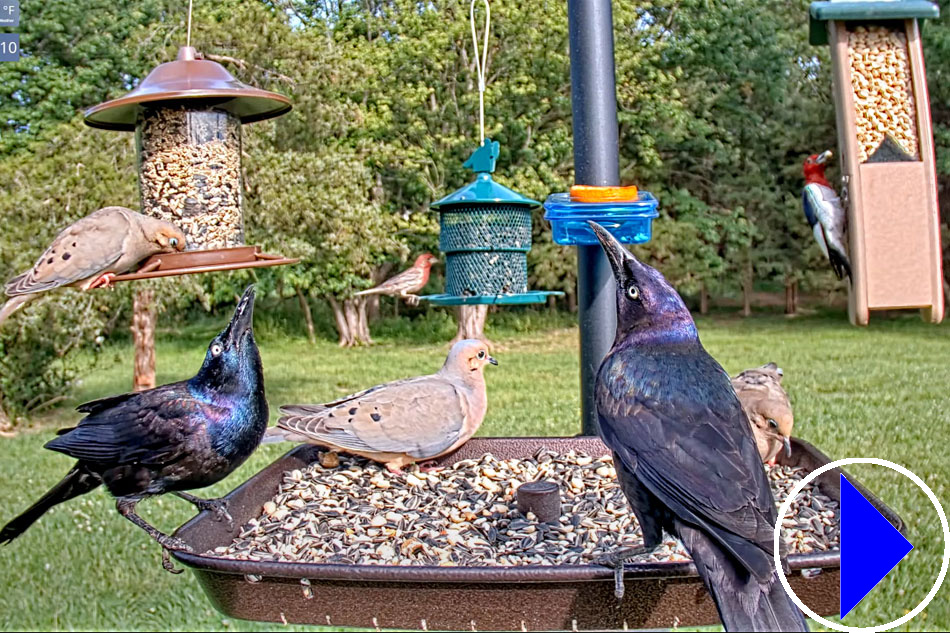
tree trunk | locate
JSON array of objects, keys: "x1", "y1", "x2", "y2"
[
  {"x1": 367, "y1": 262, "x2": 394, "y2": 323},
  {"x1": 453, "y1": 304, "x2": 491, "y2": 347},
  {"x1": 297, "y1": 287, "x2": 316, "y2": 344},
  {"x1": 132, "y1": 288, "x2": 157, "y2": 391},
  {"x1": 784, "y1": 278, "x2": 799, "y2": 315},
  {"x1": 328, "y1": 296, "x2": 373, "y2": 347},
  {"x1": 566, "y1": 290, "x2": 577, "y2": 313},
  {"x1": 699, "y1": 282, "x2": 709, "y2": 315},
  {"x1": 741, "y1": 261, "x2": 753, "y2": 317}
]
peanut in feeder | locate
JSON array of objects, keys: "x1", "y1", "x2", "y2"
[
  {"x1": 83, "y1": 45, "x2": 298, "y2": 279},
  {"x1": 809, "y1": 0, "x2": 944, "y2": 325}
]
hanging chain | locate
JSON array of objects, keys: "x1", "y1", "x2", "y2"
[
  {"x1": 187, "y1": 0, "x2": 194, "y2": 48},
  {"x1": 470, "y1": 0, "x2": 491, "y2": 144}
]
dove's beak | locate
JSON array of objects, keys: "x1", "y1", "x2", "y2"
[
  {"x1": 223, "y1": 285, "x2": 256, "y2": 349},
  {"x1": 816, "y1": 150, "x2": 833, "y2": 165},
  {"x1": 488, "y1": 356, "x2": 498, "y2": 366},
  {"x1": 783, "y1": 436, "x2": 792, "y2": 458}
]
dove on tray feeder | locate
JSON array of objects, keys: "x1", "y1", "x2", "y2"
[
  {"x1": 587, "y1": 222, "x2": 808, "y2": 632},
  {"x1": 270, "y1": 339, "x2": 496, "y2": 473},
  {"x1": 0, "y1": 206, "x2": 186, "y2": 328},
  {"x1": 0, "y1": 286, "x2": 267, "y2": 573},
  {"x1": 353, "y1": 253, "x2": 438, "y2": 306},
  {"x1": 732, "y1": 363, "x2": 794, "y2": 466}
]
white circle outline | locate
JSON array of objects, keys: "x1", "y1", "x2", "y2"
[{"x1": 773, "y1": 457, "x2": 949, "y2": 632}]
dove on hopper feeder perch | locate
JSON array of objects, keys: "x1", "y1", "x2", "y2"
[{"x1": 0, "y1": 207, "x2": 186, "y2": 328}]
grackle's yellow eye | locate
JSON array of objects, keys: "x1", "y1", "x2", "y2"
[
  {"x1": 626, "y1": 285, "x2": 640, "y2": 300},
  {"x1": 211, "y1": 343, "x2": 223, "y2": 356}
]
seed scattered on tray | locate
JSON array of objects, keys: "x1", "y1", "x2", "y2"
[
  {"x1": 138, "y1": 107, "x2": 244, "y2": 249},
  {"x1": 210, "y1": 451, "x2": 839, "y2": 566}
]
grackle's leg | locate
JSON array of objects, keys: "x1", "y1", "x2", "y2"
[
  {"x1": 174, "y1": 491, "x2": 234, "y2": 529},
  {"x1": 115, "y1": 497, "x2": 193, "y2": 566},
  {"x1": 594, "y1": 545, "x2": 659, "y2": 599}
]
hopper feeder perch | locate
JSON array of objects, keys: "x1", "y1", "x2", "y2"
[
  {"x1": 809, "y1": 0, "x2": 943, "y2": 325},
  {"x1": 421, "y1": 138, "x2": 562, "y2": 306},
  {"x1": 83, "y1": 45, "x2": 299, "y2": 280}
]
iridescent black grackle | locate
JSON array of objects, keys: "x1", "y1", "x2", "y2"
[
  {"x1": 588, "y1": 222, "x2": 808, "y2": 632},
  {"x1": 0, "y1": 286, "x2": 267, "y2": 572}
]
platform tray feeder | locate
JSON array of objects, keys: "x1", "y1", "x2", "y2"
[
  {"x1": 422, "y1": 139, "x2": 561, "y2": 306},
  {"x1": 809, "y1": 0, "x2": 943, "y2": 325},
  {"x1": 170, "y1": 436, "x2": 902, "y2": 631},
  {"x1": 83, "y1": 45, "x2": 299, "y2": 280}
]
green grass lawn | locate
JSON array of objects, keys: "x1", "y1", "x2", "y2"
[{"x1": 1, "y1": 308, "x2": 949, "y2": 631}]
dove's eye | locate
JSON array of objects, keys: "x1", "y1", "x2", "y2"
[
  {"x1": 477, "y1": 350, "x2": 486, "y2": 359},
  {"x1": 768, "y1": 418, "x2": 778, "y2": 429},
  {"x1": 169, "y1": 238, "x2": 179, "y2": 247},
  {"x1": 626, "y1": 285, "x2": 640, "y2": 301},
  {"x1": 211, "y1": 343, "x2": 223, "y2": 356}
]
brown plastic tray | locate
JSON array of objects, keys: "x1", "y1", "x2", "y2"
[
  {"x1": 172, "y1": 437, "x2": 902, "y2": 631},
  {"x1": 110, "y1": 246, "x2": 299, "y2": 282}
]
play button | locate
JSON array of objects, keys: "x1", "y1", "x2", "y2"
[
  {"x1": 774, "y1": 457, "x2": 949, "y2": 632},
  {"x1": 840, "y1": 474, "x2": 914, "y2": 618}
]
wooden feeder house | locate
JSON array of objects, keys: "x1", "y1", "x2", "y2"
[
  {"x1": 423, "y1": 139, "x2": 561, "y2": 306},
  {"x1": 83, "y1": 46, "x2": 298, "y2": 279},
  {"x1": 810, "y1": 0, "x2": 943, "y2": 325}
]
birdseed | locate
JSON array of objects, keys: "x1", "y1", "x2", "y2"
[
  {"x1": 210, "y1": 451, "x2": 838, "y2": 566},
  {"x1": 137, "y1": 106, "x2": 244, "y2": 249}
]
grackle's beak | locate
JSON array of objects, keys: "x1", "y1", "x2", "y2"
[
  {"x1": 815, "y1": 150, "x2": 833, "y2": 165},
  {"x1": 488, "y1": 356, "x2": 498, "y2": 366},
  {"x1": 783, "y1": 436, "x2": 792, "y2": 458},
  {"x1": 223, "y1": 285, "x2": 256, "y2": 349},
  {"x1": 588, "y1": 221, "x2": 638, "y2": 284}
]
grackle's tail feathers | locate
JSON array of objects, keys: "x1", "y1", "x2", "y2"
[
  {"x1": 0, "y1": 465, "x2": 101, "y2": 544},
  {"x1": 678, "y1": 521, "x2": 809, "y2": 632}
]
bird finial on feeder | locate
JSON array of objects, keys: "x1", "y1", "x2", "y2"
[{"x1": 463, "y1": 138, "x2": 500, "y2": 174}]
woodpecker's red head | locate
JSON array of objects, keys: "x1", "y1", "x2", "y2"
[
  {"x1": 414, "y1": 253, "x2": 438, "y2": 269},
  {"x1": 803, "y1": 150, "x2": 833, "y2": 187}
]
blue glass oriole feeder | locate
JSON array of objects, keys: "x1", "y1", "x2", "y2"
[{"x1": 422, "y1": 139, "x2": 562, "y2": 306}]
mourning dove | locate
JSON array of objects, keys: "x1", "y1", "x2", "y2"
[
  {"x1": 731, "y1": 363, "x2": 794, "y2": 465},
  {"x1": 0, "y1": 207, "x2": 186, "y2": 328},
  {"x1": 273, "y1": 339, "x2": 496, "y2": 472}
]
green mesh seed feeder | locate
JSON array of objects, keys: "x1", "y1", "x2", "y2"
[
  {"x1": 421, "y1": 2, "x2": 561, "y2": 306},
  {"x1": 422, "y1": 139, "x2": 560, "y2": 306}
]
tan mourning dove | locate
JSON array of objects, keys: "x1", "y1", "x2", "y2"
[
  {"x1": 731, "y1": 362, "x2": 794, "y2": 465},
  {"x1": 0, "y1": 207, "x2": 186, "y2": 328},
  {"x1": 273, "y1": 339, "x2": 496, "y2": 472}
]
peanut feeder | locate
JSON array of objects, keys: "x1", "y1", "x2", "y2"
[
  {"x1": 83, "y1": 46, "x2": 298, "y2": 279},
  {"x1": 810, "y1": 1, "x2": 943, "y2": 325}
]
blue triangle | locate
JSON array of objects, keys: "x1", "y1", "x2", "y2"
[{"x1": 840, "y1": 474, "x2": 913, "y2": 619}]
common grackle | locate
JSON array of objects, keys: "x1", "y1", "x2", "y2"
[
  {"x1": 589, "y1": 222, "x2": 808, "y2": 632},
  {"x1": 272, "y1": 339, "x2": 495, "y2": 472},
  {"x1": 0, "y1": 285, "x2": 267, "y2": 572}
]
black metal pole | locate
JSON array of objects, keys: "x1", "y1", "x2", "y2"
[{"x1": 567, "y1": 0, "x2": 620, "y2": 436}]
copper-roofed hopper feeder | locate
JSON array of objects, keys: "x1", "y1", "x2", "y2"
[
  {"x1": 83, "y1": 45, "x2": 298, "y2": 279},
  {"x1": 809, "y1": 0, "x2": 943, "y2": 325}
]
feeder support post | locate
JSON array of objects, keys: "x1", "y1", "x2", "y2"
[{"x1": 567, "y1": 0, "x2": 621, "y2": 436}]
